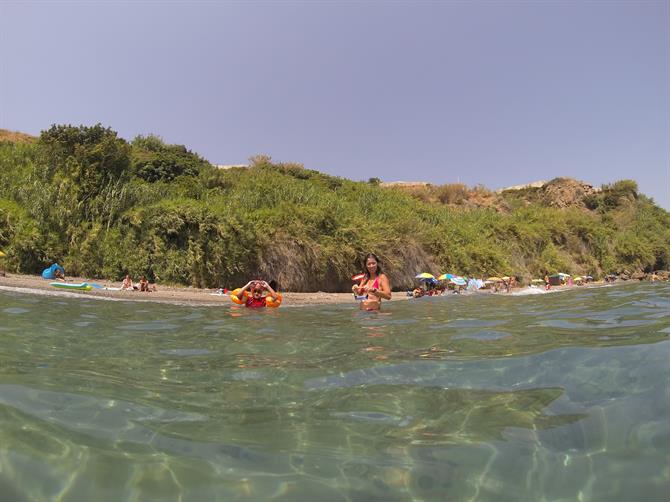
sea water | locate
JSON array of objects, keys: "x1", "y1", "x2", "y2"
[{"x1": 0, "y1": 282, "x2": 669, "y2": 501}]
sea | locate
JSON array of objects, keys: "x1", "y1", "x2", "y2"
[{"x1": 1, "y1": 282, "x2": 669, "y2": 501}]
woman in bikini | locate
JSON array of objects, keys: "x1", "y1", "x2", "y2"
[{"x1": 352, "y1": 253, "x2": 391, "y2": 311}]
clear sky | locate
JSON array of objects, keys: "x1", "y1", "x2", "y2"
[{"x1": 1, "y1": 1, "x2": 669, "y2": 209}]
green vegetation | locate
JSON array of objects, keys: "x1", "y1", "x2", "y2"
[{"x1": 1, "y1": 124, "x2": 668, "y2": 291}]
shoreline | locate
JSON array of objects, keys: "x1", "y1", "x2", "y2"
[
  {"x1": 0, "y1": 273, "x2": 406, "y2": 307},
  {"x1": 0, "y1": 273, "x2": 636, "y2": 308}
]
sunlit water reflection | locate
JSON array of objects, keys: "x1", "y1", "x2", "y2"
[{"x1": 1, "y1": 282, "x2": 669, "y2": 501}]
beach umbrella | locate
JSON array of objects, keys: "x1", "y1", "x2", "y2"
[
  {"x1": 450, "y1": 277, "x2": 466, "y2": 286},
  {"x1": 415, "y1": 273, "x2": 435, "y2": 280},
  {"x1": 531, "y1": 279, "x2": 544, "y2": 284},
  {"x1": 502, "y1": 276, "x2": 510, "y2": 281},
  {"x1": 437, "y1": 273, "x2": 455, "y2": 281},
  {"x1": 487, "y1": 276, "x2": 502, "y2": 282}
]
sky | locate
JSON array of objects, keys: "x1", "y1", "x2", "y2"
[{"x1": 1, "y1": 1, "x2": 669, "y2": 209}]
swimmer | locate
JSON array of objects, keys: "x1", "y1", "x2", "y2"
[{"x1": 352, "y1": 253, "x2": 391, "y2": 311}]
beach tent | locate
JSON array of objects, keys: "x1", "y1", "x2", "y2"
[{"x1": 42, "y1": 263, "x2": 65, "y2": 280}]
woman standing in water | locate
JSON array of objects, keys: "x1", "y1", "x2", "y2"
[{"x1": 352, "y1": 253, "x2": 392, "y2": 310}]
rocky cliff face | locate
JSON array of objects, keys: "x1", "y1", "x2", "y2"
[{"x1": 540, "y1": 178, "x2": 600, "y2": 209}]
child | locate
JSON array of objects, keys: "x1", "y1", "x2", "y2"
[{"x1": 236, "y1": 280, "x2": 278, "y2": 308}]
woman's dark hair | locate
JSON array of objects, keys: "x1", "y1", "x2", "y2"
[
  {"x1": 363, "y1": 253, "x2": 383, "y2": 279},
  {"x1": 268, "y1": 280, "x2": 278, "y2": 291}
]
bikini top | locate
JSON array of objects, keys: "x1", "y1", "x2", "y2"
[{"x1": 360, "y1": 276, "x2": 381, "y2": 299}]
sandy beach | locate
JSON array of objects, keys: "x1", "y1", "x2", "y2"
[
  {"x1": 1, "y1": 273, "x2": 626, "y2": 307},
  {"x1": 0, "y1": 273, "x2": 412, "y2": 307}
]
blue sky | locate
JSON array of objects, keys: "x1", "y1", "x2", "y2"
[{"x1": 1, "y1": 1, "x2": 668, "y2": 208}]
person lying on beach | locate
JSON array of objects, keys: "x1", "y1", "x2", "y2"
[
  {"x1": 352, "y1": 253, "x2": 391, "y2": 311},
  {"x1": 236, "y1": 280, "x2": 278, "y2": 308}
]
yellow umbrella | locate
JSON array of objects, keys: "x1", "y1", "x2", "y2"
[
  {"x1": 487, "y1": 276, "x2": 502, "y2": 282},
  {"x1": 415, "y1": 273, "x2": 435, "y2": 280},
  {"x1": 502, "y1": 276, "x2": 510, "y2": 281}
]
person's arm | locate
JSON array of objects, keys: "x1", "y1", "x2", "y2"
[
  {"x1": 261, "y1": 281, "x2": 278, "y2": 300},
  {"x1": 352, "y1": 280, "x2": 366, "y2": 295},
  {"x1": 236, "y1": 281, "x2": 253, "y2": 301},
  {"x1": 370, "y1": 274, "x2": 391, "y2": 300}
]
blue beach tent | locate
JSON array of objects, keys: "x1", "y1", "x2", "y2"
[{"x1": 42, "y1": 263, "x2": 65, "y2": 280}]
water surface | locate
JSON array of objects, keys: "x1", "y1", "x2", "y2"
[{"x1": 1, "y1": 283, "x2": 669, "y2": 501}]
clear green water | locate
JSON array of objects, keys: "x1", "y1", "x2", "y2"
[{"x1": 1, "y1": 283, "x2": 669, "y2": 501}]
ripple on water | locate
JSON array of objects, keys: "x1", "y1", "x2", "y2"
[
  {"x1": 121, "y1": 322, "x2": 180, "y2": 331},
  {"x1": 3, "y1": 307, "x2": 30, "y2": 314},
  {"x1": 538, "y1": 319, "x2": 654, "y2": 330},
  {"x1": 330, "y1": 411, "x2": 413, "y2": 427},
  {"x1": 446, "y1": 319, "x2": 505, "y2": 328},
  {"x1": 452, "y1": 330, "x2": 511, "y2": 341},
  {"x1": 159, "y1": 349, "x2": 213, "y2": 356}
]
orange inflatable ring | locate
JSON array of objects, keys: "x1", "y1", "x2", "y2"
[
  {"x1": 230, "y1": 288, "x2": 248, "y2": 305},
  {"x1": 266, "y1": 293, "x2": 283, "y2": 308}
]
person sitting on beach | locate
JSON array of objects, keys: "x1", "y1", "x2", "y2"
[
  {"x1": 236, "y1": 280, "x2": 278, "y2": 308},
  {"x1": 121, "y1": 274, "x2": 135, "y2": 291},
  {"x1": 412, "y1": 287, "x2": 425, "y2": 298},
  {"x1": 53, "y1": 267, "x2": 65, "y2": 281},
  {"x1": 139, "y1": 276, "x2": 156, "y2": 292},
  {"x1": 352, "y1": 253, "x2": 392, "y2": 311}
]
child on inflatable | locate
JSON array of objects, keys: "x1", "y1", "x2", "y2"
[{"x1": 234, "y1": 280, "x2": 280, "y2": 308}]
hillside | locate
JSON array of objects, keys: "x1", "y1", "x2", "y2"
[
  {"x1": 0, "y1": 129, "x2": 36, "y2": 144},
  {"x1": 1, "y1": 125, "x2": 668, "y2": 291}
]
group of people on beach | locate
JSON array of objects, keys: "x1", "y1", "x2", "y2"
[{"x1": 121, "y1": 274, "x2": 156, "y2": 292}]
